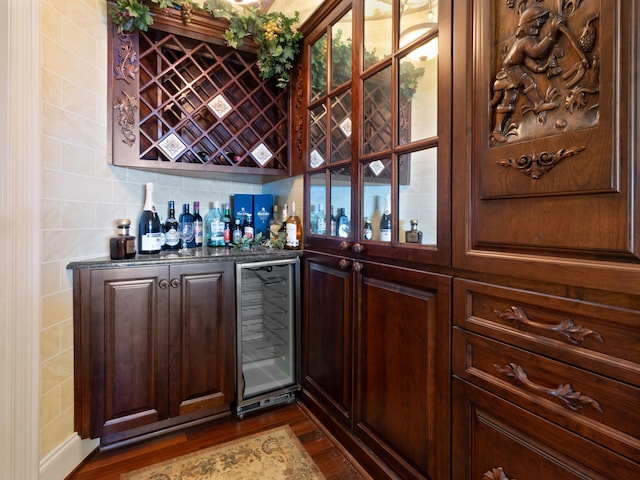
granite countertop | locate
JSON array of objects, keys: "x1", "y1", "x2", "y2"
[{"x1": 67, "y1": 246, "x2": 302, "y2": 270}]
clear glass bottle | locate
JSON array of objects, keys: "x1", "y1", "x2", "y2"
[
  {"x1": 330, "y1": 205, "x2": 337, "y2": 236},
  {"x1": 137, "y1": 182, "x2": 163, "y2": 254},
  {"x1": 232, "y1": 218, "x2": 243, "y2": 245},
  {"x1": 285, "y1": 201, "x2": 302, "y2": 249},
  {"x1": 244, "y1": 213, "x2": 254, "y2": 240},
  {"x1": 205, "y1": 201, "x2": 224, "y2": 247},
  {"x1": 193, "y1": 201, "x2": 203, "y2": 247},
  {"x1": 405, "y1": 219, "x2": 423, "y2": 244},
  {"x1": 110, "y1": 219, "x2": 136, "y2": 260},
  {"x1": 164, "y1": 201, "x2": 180, "y2": 250},
  {"x1": 269, "y1": 204, "x2": 282, "y2": 242},
  {"x1": 222, "y1": 203, "x2": 232, "y2": 247},
  {"x1": 316, "y1": 204, "x2": 326, "y2": 235}
]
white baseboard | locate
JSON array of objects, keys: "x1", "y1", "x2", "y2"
[{"x1": 39, "y1": 434, "x2": 99, "y2": 480}]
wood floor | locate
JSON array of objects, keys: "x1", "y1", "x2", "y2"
[{"x1": 66, "y1": 402, "x2": 370, "y2": 480}]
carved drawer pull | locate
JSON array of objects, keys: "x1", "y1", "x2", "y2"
[
  {"x1": 495, "y1": 306, "x2": 604, "y2": 345},
  {"x1": 484, "y1": 467, "x2": 515, "y2": 480},
  {"x1": 352, "y1": 242, "x2": 364, "y2": 253},
  {"x1": 338, "y1": 259, "x2": 351, "y2": 270},
  {"x1": 170, "y1": 278, "x2": 181, "y2": 288},
  {"x1": 352, "y1": 261, "x2": 363, "y2": 273},
  {"x1": 495, "y1": 363, "x2": 603, "y2": 413},
  {"x1": 339, "y1": 241, "x2": 350, "y2": 251},
  {"x1": 158, "y1": 279, "x2": 170, "y2": 289}
]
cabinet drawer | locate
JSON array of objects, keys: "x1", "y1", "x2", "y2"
[
  {"x1": 453, "y1": 279, "x2": 640, "y2": 386},
  {"x1": 453, "y1": 328, "x2": 640, "y2": 463},
  {"x1": 452, "y1": 378, "x2": 640, "y2": 479}
]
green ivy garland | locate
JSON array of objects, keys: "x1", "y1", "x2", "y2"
[{"x1": 109, "y1": 0, "x2": 303, "y2": 88}]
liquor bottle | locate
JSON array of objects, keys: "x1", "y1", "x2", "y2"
[
  {"x1": 285, "y1": 202, "x2": 302, "y2": 249},
  {"x1": 337, "y1": 207, "x2": 349, "y2": 238},
  {"x1": 163, "y1": 201, "x2": 180, "y2": 250},
  {"x1": 193, "y1": 201, "x2": 203, "y2": 247},
  {"x1": 316, "y1": 204, "x2": 326, "y2": 235},
  {"x1": 137, "y1": 182, "x2": 163, "y2": 254},
  {"x1": 269, "y1": 204, "x2": 282, "y2": 242},
  {"x1": 309, "y1": 204, "x2": 317, "y2": 234},
  {"x1": 179, "y1": 203, "x2": 195, "y2": 248},
  {"x1": 222, "y1": 203, "x2": 232, "y2": 247},
  {"x1": 379, "y1": 193, "x2": 392, "y2": 242},
  {"x1": 405, "y1": 219, "x2": 423, "y2": 244},
  {"x1": 110, "y1": 219, "x2": 136, "y2": 260},
  {"x1": 279, "y1": 203, "x2": 288, "y2": 236},
  {"x1": 244, "y1": 213, "x2": 254, "y2": 240},
  {"x1": 363, "y1": 217, "x2": 373, "y2": 240},
  {"x1": 232, "y1": 218, "x2": 243, "y2": 245},
  {"x1": 330, "y1": 205, "x2": 337, "y2": 236},
  {"x1": 205, "y1": 201, "x2": 224, "y2": 247}
]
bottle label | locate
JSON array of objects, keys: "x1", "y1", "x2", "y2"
[
  {"x1": 364, "y1": 225, "x2": 373, "y2": 240},
  {"x1": 210, "y1": 219, "x2": 225, "y2": 246},
  {"x1": 141, "y1": 233, "x2": 162, "y2": 252},
  {"x1": 380, "y1": 229, "x2": 391, "y2": 242},
  {"x1": 317, "y1": 218, "x2": 326, "y2": 235},
  {"x1": 244, "y1": 226, "x2": 254, "y2": 239},
  {"x1": 125, "y1": 239, "x2": 136, "y2": 254},
  {"x1": 194, "y1": 220, "x2": 203, "y2": 246},
  {"x1": 165, "y1": 228, "x2": 180, "y2": 247},
  {"x1": 286, "y1": 224, "x2": 299, "y2": 247},
  {"x1": 338, "y1": 223, "x2": 349, "y2": 238}
]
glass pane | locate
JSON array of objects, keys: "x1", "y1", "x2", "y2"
[
  {"x1": 310, "y1": 33, "x2": 327, "y2": 103},
  {"x1": 331, "y1": 9, "x2": 352, "y2": 90},
  {"x1": 362, "y1": 158, "x2": 392, "y2": 242},
  {"x1": 399, "y1": 41, "x2": 438, "y2": 144},
  {"x1": 330, "y1": 90, "x2": 352, "y2": 164},
  {"x1": 398, "y1": 148, "x2": 437, "y2": 246},
  {"x1": 308, "y1": 104, "x2": 327, "y2": 168},
  {"x1": 400, "y1": 0, "x2": 438, "y2": 49},
  {"x1": 363, "y1": 66, "x2": 392, "y2": 154},
  {"x1": 309, "y1": 172, "x2": 327, "y2": 235},
  {"x1": 363, "y1": 0, "x2": 392, "y2": 69},
  {"x1": 330, "y1": 167, "x2": 351, "y2": 238}
]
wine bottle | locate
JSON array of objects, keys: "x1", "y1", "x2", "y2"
[
  {"x1": 164, "y1": 201, "x2": 180, "y2": 250},
  {"x1": 330, "y1": 205, "x2": 337, "y2": 236},
  {"x1": 337, "y1": 208, "x2": 349, "y2": 238},
  {"x1": 222, "y1": 203, "x2": 232, "y2": 247},
  {"x1": 137, "y1": 182, "x2": 163, "y2": 254},
  {"x1": 205, "y1": 201, "x2": 224, "y2": 247},
  {"x1": 179, "y1": 203, "x2": 196, "y2": 248},
  {"x1": 379, "y1": 193, "x2": 392, "y2": 242},
  {"x1": 285, "y1": 201, "x2": 302, "y2": 249},
  {"x1": 193, "y1": 201, "x2": 203, "y2": 247}
]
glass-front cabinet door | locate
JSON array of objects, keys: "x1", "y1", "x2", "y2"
[{"x1": 304, "y1": 0, "x2": 450, "y2": 266}]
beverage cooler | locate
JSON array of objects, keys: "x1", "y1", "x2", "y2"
[{"x1": 235, "y1": 257, "x2": 300, "y2": 417}]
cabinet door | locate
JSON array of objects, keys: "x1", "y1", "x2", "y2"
[
  {"x1": 302, "y1": 253, "x2": 354, "y2": 427},
  {"x1": 89, "y1": 266, "x2": 170, "y2": 439},
  {"x1": 354, "y1": 263, "x2": 451, "y2": 480},
  {"x1": 168, "y1": 262, "x2": 235, "y2": 419}
]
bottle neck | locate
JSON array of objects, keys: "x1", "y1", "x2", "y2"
[{"x1": 143, "y1": 185, "x2": 155, "y2": 212}]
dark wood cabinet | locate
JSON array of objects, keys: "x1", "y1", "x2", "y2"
[
  {"x1": 73, "y1": 262, "x2": 235, "y2": 446},
  {"x1": 301, "y1": 252, "x2": 451, "y2": 479}
]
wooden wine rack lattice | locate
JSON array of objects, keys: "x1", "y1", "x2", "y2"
[{"x1": 138, "y1": 28, "x2": 288, "y2": 169}]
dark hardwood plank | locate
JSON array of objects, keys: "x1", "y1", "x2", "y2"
[{"x1": 66, "y1": 402, "x2": 370, "y2": 480}]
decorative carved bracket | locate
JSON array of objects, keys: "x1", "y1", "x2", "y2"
[
  {"x1": 496, "y1": 145, "x2": 586, "y2": 179},
  {"x1": 495, "y1": 363, "x2": 603, "y2": 413},
  {"x1": 114, "y1": 34, "x2": 138, "y2": 84},
  {"x1": 495, "y1": 306, "x2": 604, "y2": 344}
]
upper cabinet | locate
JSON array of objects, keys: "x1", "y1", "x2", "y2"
[
  {"x1": 294, "y1": 0, "x2": 452, "y2": 266},
  {"x1": 108, "y1": 4, "x2": 291, "y2": 183},
  {"x1": 452, "y1": 0, "x2": 640, "y2": 293}
]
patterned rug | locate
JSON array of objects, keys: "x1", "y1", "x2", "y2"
[{"x1": 120, "y1": 425, "x2": 326, "y2": 480}]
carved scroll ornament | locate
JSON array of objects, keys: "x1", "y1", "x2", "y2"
[
  {"x1": 484, "y1": 466, "x2": 515, "y2": 480},
  {"x1": 114, "y1": 34, "x2": 138, "y2": 84},
  {"x1": 496, "y1": 145, "x2": 585, "y2": 179},
  {"x1": 114, "y1": 91, "x2": 138, "y2": 147},
  {"x1": 495, "y1": 362, "x2": 603, "y2": 413},
  {"x1": 495, "y1": 305, "x2": 604, "y2": 344}
]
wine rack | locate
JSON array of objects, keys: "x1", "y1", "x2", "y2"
[{"x1": 108, "y1": 7, "x2": 290, "y2": 182}]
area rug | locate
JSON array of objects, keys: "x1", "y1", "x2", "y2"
[{"x1": 120, "y1": 425, "x2": 326, "y2": 480}]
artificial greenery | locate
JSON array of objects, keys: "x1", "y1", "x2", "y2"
[
  {"x1": 232, "y1": 231, "x2": 286, "y2": 250},
  {"x1": 109, "y1": 0, "x2": 302, "y2": 88}
]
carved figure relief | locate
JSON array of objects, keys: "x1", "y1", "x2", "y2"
[{"x1": 490, "y1": 0, "x2": 600, "y2": 146}]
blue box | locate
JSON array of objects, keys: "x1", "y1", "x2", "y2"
[
  {"x1": 253, "y1": 194, "x2": 273, "y2": 239},
  {"x1": 233, "y1": 194, "x2": 253, "y2": 228}
]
